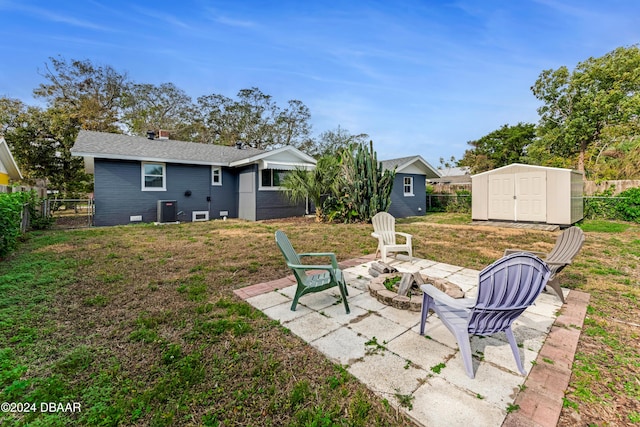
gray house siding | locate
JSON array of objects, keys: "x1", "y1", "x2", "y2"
[
  {"x1": 256, "y1": 189, "x2": 306, "y2": 220},
  {"x1": 251, "y1": 166, "x2": 307, "y2": 220},
  {"x1": 388, "y1": 173, "x2": 426, "y2": 218},
  {"x1": 94, "y1": 159, "x2": 213, "y2": 226},
  {"x1": 210, "y1": 168, "x2": 238, "y2": 219}
]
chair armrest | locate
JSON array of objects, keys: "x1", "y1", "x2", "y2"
[
  {"x1": 545, "y1": 260, "x2": 570, "y2": 266},
  {"x1": 420, "y1": 284, "x2": 475, "y2": 310},
  {"x1": 503, "y1": 249, "x2": 548, "y2": 258},
  {"x1": 396, "y1": 232, "x2": 412, "y2": 244},
  {"x1": 298, "y1": 252, "x2": 339, "y2": 269},
  {"x1": 287, "y1": 262, "x2": 336, "y2": 273}
]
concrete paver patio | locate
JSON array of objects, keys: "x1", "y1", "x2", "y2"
[{"x1": 234, "y1": 254, "x2": 589, "y2": 427}]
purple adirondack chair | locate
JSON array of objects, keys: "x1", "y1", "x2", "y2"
[{"x1": 419, "y1": 253, "x2": 551, "y2": 379}]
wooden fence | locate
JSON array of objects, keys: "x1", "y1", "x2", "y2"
[
  {"x1": 0, "y1": 184, "x2": 47, "y2": 197},
  {"x1": 583, "y1": 180, "x2": 640, "y2": 196}
]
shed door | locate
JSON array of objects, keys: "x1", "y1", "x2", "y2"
[
  {"x1": 516, "y1": 172, "x2": 546, "y2": 222},
  {"x1": 488, "y1": 175, "x2": 515, "y2": 220},
  {"x1": 238, "y1": 171, "x2": 256, "y2": 221}
]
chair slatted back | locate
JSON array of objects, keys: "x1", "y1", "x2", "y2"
[
  {"x1": 546, "y1": 226, "x2": 585, "y2": 269},
  {"x1": 372, "y1": 212, "x2": 397, "y2": 245},
  {"x1": 468, "y1": 253, "x2": 550, "y2": 335},
  {"x1": 275, "y1": 230, "x2": 306, "y2": 281}
]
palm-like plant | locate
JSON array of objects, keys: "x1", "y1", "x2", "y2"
[{"x1": 281, "y1": 155, "x2": 340, "y2": 222}]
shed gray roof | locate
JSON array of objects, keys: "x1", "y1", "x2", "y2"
[{"x1": 71, "y1": 130, "x2": 265, "y2": 166}]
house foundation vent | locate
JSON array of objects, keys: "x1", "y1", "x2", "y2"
[{"x1": 192, "y1": 211, "x2": 209, "y2": 222}]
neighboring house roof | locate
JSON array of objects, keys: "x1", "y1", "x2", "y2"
[
  {"x1": 71, "y1": 130, "x2": 316, "y2": 173},
  {"x1": 0, "y1": 137, "x2": 23, "y2": 181},
  {"x1": 438, "y1": 166, "x2": 470, "y2": 177},
  {"x1": 380, "y1": 155, "x2": 440, "y2": 179},
  {"x1": 430, "y1": 166, "x2": 471, "y2": 184}
]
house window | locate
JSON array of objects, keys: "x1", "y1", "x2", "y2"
[
  {"x1": 142, "y1": 162, "x2": 166, "y2": 191},
  {"x1": 261, "y1": 169, "x2": 289, "y2": 188},
  {"x1": 403, "y1": 176, "x2": 414, "y2": 196},
  {"x1": 212, "y1": 167, "x2": 222, "y2": 185}
]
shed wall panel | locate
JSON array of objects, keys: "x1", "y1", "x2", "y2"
[
  {"x1": 471, "y1": 163, "x2": 584, "y2": 226},
  {"x1": 471, "y1": 175, "x2": 488, "y2": 220}
]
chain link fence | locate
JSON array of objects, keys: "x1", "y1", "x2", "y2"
[
  {"x1": 427, "y1": 194, "x2": 471, "y2": 213},
  {"x1": 43, "y1": 199, "x2": 94, "y2": 229}
]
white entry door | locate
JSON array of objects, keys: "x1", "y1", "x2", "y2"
[
  {"x1": 238, "y1": 171, "x2": 256, "y2": 221},
  {"x1": 515, "y1": 172, "x2": 546, "y2": 222},
  {"x1": 487, "y1": 175, "x2": 515, "y2": 220}
]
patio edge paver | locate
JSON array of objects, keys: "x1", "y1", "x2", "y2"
[
  {"x1": 503, "y1": 289, "x2": 590, "y2": 427},
  {"x1": 234, "y1": 257, "x2": 590, "y2": 427}
]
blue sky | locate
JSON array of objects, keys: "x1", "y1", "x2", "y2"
[{"x1": 1, "y1": 1, "x2": 639, "y2": 166}]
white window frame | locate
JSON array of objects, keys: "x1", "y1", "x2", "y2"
[
  {"x1": 141, "y1": 162, "x2": 166, "y2": 191},
  {"x1": 211, "y1": 166, "x2": 222, "y2": 186},
  {"x1": 403, "y1": 176, "x2": 414, "y2": 196}
]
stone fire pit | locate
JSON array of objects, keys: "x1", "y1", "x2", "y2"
[{"x1": 367, "y1": 262, "x2": 465, "y2": 311}]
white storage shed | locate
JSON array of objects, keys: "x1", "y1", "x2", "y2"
[{"x1": 472, "y1": 163, "x2": 584, "y2": 226}]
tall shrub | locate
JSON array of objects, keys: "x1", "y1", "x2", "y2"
[
  {"x1": 0, "y1": 191, "x2": 51, "y2": 258},
  {"x1": 0, "y1": 193, "x2": 27, "y2": 258},
  {"x1": 617, "y1": 187, "x2": 640, "y2": 223}
]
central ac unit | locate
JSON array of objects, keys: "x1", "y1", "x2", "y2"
[{"x1": 157, "y1": 200, "x2": 177, "y2": 223}]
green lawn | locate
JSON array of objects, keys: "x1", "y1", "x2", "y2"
[{"x1": 0, "y1": 215, "x2": 638, "y2": 426}]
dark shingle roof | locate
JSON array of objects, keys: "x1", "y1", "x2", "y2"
[
  {"x1": 380, "y1": 155, "x2": 440, "y2": 179},
  {"x1": 71, "y1": 130, "x2": 265, "y2": 165}
]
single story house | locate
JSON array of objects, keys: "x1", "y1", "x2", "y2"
[
  {"x1": 0, "y1": 137, "x2": 23, "y2": 190},
  {"x1": 381, "y1": 156, "x2": 440, "y2": 218},
  {"x1": 71, "y1": 131, "x2": 317, "y2": 226}
]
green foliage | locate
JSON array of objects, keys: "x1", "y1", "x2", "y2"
[
  {"x1": 445, "y1": 190, "x2": 471, "y2": 214},
  {"x1": 530, "y1": 45, "x2": 640, "y2": 177},
  {"x1": 0, "y1": 192, "x2": 25, "y2": 258},
  {"x1": 426, "y1": 193, "x2": 471, "y2": 214},
  {"x1": 616, "y1": 187, "x2": 640, "y2": 223},
  {"x1": 458, "y1": 122, "x2": 536, "y2": 174},
  {"x1": 583, "y1": 186, "x2": 640, "y2": 222},
  {"x1": 324, "y1": 141, "x2": 395, "y2": 223},
  {"x1": 280, "y1": 155, "x2": 340, "y2": 222},
  {"x1": 0, "y1": 191, "x2": 50, "y2": 258}
]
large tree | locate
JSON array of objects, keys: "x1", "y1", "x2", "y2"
[
  {"x1": 121, "y1": 82, "x2": 195, "y2": 139},
  {"x1": 458, "y1": 123, "x2": 536, "y2": 174},
  {"x1": 310, "y1": 126, "x2": 369, "y2": 158},
  {"x1": 33, "y1": 56, "x2": 129, "y2": 133},
  {"x1": 4, "y1": 106, "x2": 90, "y2": 194},
  {"x1": 194, "y1": 88, "x2": 314, "y2": 151},
  {"x1": 530, "y1": 45, "x2": 640, "y2": 176}
]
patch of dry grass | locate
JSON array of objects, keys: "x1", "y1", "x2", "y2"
[{"x1": 1, "y1": 214, "x2": 639, "y2": 426}]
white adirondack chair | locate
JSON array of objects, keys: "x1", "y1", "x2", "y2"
[{"x1": 371, "y1": 212, "x2": 412, "y2": 263}]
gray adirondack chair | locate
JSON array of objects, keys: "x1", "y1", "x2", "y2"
[
  {"x1": 371, "y1": 212, "x2": 413, "y2": 263},
  {"x1": 275, "y1": 230, "x2": 350, "y2": 313},
  {"x1": 419, "y1": 252, "x2": 551, "y2": 379},
  {"x1": 504, "y1": 226, "x2": 585, "y2": 303}
]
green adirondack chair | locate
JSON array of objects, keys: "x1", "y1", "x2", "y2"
[{"x1": 275, "y1": 230, "x2": 350, "y2": 313}]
